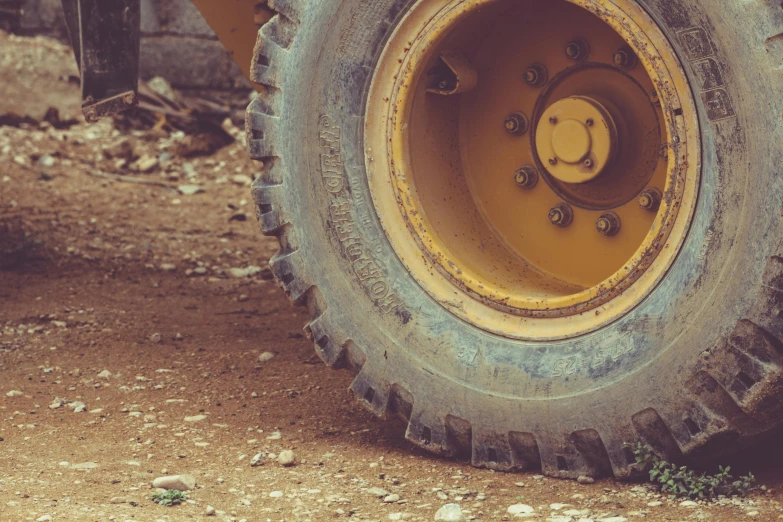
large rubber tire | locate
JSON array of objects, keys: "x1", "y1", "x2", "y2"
[{"x1": 247, "y1": 0, "x2": 783, "y2": 478}]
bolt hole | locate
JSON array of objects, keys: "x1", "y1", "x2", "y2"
[
  {"x1": 683, "y1": 417, "x2": 701, "y2": 436},
  {"x1": 735, "y1": 371, "x2": 757, "y2": 391},
  {"x1": 422, "y1": 426, "x2": 432, "y2": 444},
  {"x1": 316, "y1": 336, "x2": 329, "y2": 349},
  {"x1": 364, "y1": 386, "x2": 376, "y2": 403},
  {"x1": 556, "y1": 455, "x2": 568, "y2": 471},
  {"x1": 673, "y1": 108, "x2": 683, "y2": 117},
  {"x1": 487, "y1": 448, "x2": 498, "y2": 463},
  {"x1": 281, "y1": 272, "x2": 294, "y2": 285}
]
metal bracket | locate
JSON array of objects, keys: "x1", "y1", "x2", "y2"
[
  {"x1": 426, "y1": 51, "x2": 478, "y2": 96},
  {"x1": 61, "y1": 0, "x2": 141, "y2": 122}
]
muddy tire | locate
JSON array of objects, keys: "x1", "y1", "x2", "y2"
[{"x1": 247, "y1": 0, "x2": 783, "y2": 478}]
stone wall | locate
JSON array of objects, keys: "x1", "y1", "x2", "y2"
[{"x1": 17, "y1": 0, "x2": 251, "y2": 92}]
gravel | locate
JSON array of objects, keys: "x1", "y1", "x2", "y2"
[
  {"x1": 434, "y1": 503, "x2": 465, "y2": 521},
  {"x1": 258, "y1": 351, "x2": 276, "y2": 363},
  {"x1": 278, "y1": 449, "x2": 295, "y2": 466}
]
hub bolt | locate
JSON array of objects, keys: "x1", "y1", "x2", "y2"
[
  {"x1": 524, "y1": 63, "x2": 548, "y2": 87},
  {"x1": 613, "y1": 47, "x2": 638, "y2": 69},
  {"x1": 548, "y1": 157, "x2": 558, "y2": 166},
  {"x1": 504, "y1": 112, "x2": 529, "y2": 136},
  {"x1": 549, "y1": 203, "x2": 574, "y2": 228},
  {"x1": 549, "y1": 116, "x2": 558, "y2": 124},
  {"x1": 565, "y1": 38, "x2": 590, "y2": 61},
  {"x1": 638, "y1": 188, "x2": 662, "y2": 211},
  {"x1": 584, "y1": 159, "x2": 594, "y2": 168},
  {"x1": 585, "y1": 118, "x2": 594, "y2": 127},
  {"x1": 514, "y1": 165, "x2": 539, "y2": 189},
  {"x1": 596, "y1": 212, "x2": 621, "y2": 236}
]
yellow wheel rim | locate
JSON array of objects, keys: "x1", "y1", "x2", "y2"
[{"x1": 365, "y1": 0, "x2": 700, "y2": 340}]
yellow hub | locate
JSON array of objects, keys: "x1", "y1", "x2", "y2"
[
  {"x1": 537, "y1": 96, "x2": 617, "y2": 184},
  {"x1": 364, "y1": 0, "x2": 700, "y2": 340}
]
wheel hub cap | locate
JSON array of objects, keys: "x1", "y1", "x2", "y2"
[{"x1": 537, "y1": 96, "x2": 618, "y2": 184}]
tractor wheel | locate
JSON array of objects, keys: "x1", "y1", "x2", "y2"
[{"x1": 247, "y1": 0, "x2": 783, "y2": 477}]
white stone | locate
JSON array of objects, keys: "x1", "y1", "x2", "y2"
[
  {"x1": 97, "y1": 370, "x2": 112, "y2": 379},
  {"x1": 250, "y1": 452, "x2": 264, "y2": 467},
  {"x1": 184, "y1": 415, "x2": 207, "y2": 422},
  {"x1": 177, "y1": 184, "x2": 204, "y2": 196},
  {"x1": 368, "y1": 487, "x2": 390, "y2": 498},
  {"x1": 205, "y1": 505, "x2": 216, "y2": 516},
  {"x1": 6, "y1": 390, "x2": 23, "y2": 397},
  {"x1": 550, "y1": 503, "x2": 571, "y2": 511},
  {"x1": 258, "y1": 352, "x2": 275, "y2": 363},
  {"x1": 508, "y1": 504, "x2": 535, "y2": 516},
  {"x1": 269, "y1": 491, "x2": 284, "y2": 498},
  {"x1": 36, "y1": 516, "x2": 52, "y2": 522},
  {"x1": 385, "y1": 494, "x2": 401, "y2": 503},
  {"x1": 680, "y1": 501, "x2": 698, "y2": 508},
  {"x1": 71, "y1": 462, "x2": 98, "y2": 470},
  {"x1": 278, "y1": 450, "x2": 295, "y2": 467},
  {"x1": 152, "y1": 475, "x2": 196, "y2": 491},
  {"x1": 434, "y1": 504, "x2": 465, "y2": 522},
  {"x1": 647, "y1": 501, "x2": 663, "y2": 507}
]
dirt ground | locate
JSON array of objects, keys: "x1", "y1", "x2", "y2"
[{"x1": 2, "y1": 31, "x2": 783, "y2": 522}]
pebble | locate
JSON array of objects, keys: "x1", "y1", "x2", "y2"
[
  {"x1": 269, "y1": 491, "x2": 284, "y2": 498},
  {"x1": 6, "y1": 390, "x2": 23, "y2": 397},
  {"x1": 368, "y1": 487, "x2": 390, "y2": 498},
  {"x1": 152, "y1": 474, "x2": 197, "y2": 491},
  {"x1": 600, "y1": 518, "x2": 627, "y2": 522},
  {"x1": 160, "y1": 263, "x2": 177, "y2": 272},
  {"x1": 250, "y1": 452, "x2": 264, "y2": 467},
  {"x1": 38, "y1": 154, "x2": 56, "y2": 167},
  {"x1": 550, "y1": 503, "x2": 571, "y2": 511},
  {"x1": 110, "y1": 496, "x2": 131, "y2": 504},
  {"x1": 97, "y1": 370, "x2": 112, "y2": 379},
  {"x1": 680, "y1": 501, "x2": 699, "y2": 508},
  {"x1": 49, "y1": 397, "x2": 66, "y2": 409},
  {"x1": 71, "y1": 401, "x2": 87, "y2": 413},
  {"x1": 150, "y1": 333, "x2": 162, "y2": 343},
  {"x1": 434, "y1": 504, "x2": 465, "y2": 521},
  {"x1": 184, "y1": 415, "x2": 207, "y2": 422},
  {"x1": 177, "y1": 184, "x2": 204, "y2": 196},
  {"x1": 266, "y1": 431, "x2": 281, "y2": 440},
  {"x1": 647, "y1": 501, "x2": 663, "y2": 507},
  {"x1": 228, "y1": 266, "x2": 262, "y2": 278},
  {"x1": 205, "y1": 505, "x2": 216, "y2": 516},
  {"x1": 136, "y1": 155, "x2": 158, "y2": 172},
  {"x1": 577, "y1": 475, "x2": 595, "y2": 484},
  {"x1": 71, "y1": 462, "x2": 98, "y2": 470},
  {"x1": 258, "y1": 352, "x2": 276, "y2": 363},
  {"x1": 508, "y1": 503, "x2": 535, "y2": 516},
  {"x1": 36, "y1": 516, "x2": 52, "y2": 522},
  {"x1": 278, "y1": 450, "x2": 295, "y2": 467},
  {"x1": 384, "y1": 494, "x2": 401, "y2": 503}
]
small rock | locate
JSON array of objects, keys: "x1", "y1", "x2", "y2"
[
  {"x1": 184, "y1": 415, "x2": 207, "y2": 423},
  {"x1": 278, "y1": 449, "x2": 296, "y2": 466},
  {"x1": 258, "y1": 352, "x2": 275, "y2": 363},
  {"x1": 368, "y1": 487, "x2": 390, "y2": 498},
  {"x1": 238, "y1": 294, "x2": 249, "y2": 302},
  {"x1": 577, "y1": 475, "x2": 595, "y2": 484},
  {"x1": 384, "y1": 494, "x2": 401, "y2": 503},
  {"x1": 6, "y1": 390, "x2": 23, "y2": 397},
  {"x1": 177, "y1": 184, "x2": 204, "y2": 196},
  {"x1": 49, "y1": 397, "x2": 66, "y2": 409},
  {"x1": 647, "y1": 501, "x2": 662, "y2": 507},
  {"x1": 97, "y1": 370, "x2": 112, "y2": 379},
  {"x1": 71, "y1": 462, "x2": 98, "y2": 470},
  {"x1": 434, "y1": 504, "x2": 465, "y2": 521},
  {"x1": 160, "y1": 263, "x2": 177, "y2": 272},
  {"x1": 205, "y1": 505, "x2": 216, "y2": 516},
  {"x1": 150, "y1": 333, "x2": 162, "y2": 343},
  {"x1": 250, "y1": 452, "x2": 265, "y2": 467},
  {"x1": 104, "y1": 137, "x2": 136, "y2": 160},
  {"x1": 152, "y1": 474, "x2": 197, "y2": 491},
  {"x1": 110, "y1": 497, "x2": 130, "y2": 504},
  {"x1": 508, "y1": 504, "x2": 535, "y2": 516},
  {"x1": 36, "y1": 516, "x2": 52, "y2": 522},
  {"x1": 136, "y1": 155, "x2": 158, "y2": 173},
  {"x1": 70, "y1": 401, "x2": 87, "y2": 413},
  {"x1": 228, "y1": 266, "x2": 262, "y2": 278},
  {"x1": 550, "y1": 503, "x2": 571, "y2": 511},
  {"x1": 680, "y1": 501, "x2": 698, "y2": 508},
  {"x1": 600, "y1": 518, "x2": 627, "y2": 522},
  {"x1": 38, "y1": 154, "x2": 56, "y2": 168},
  {"x1": 269, "y1": 491, "x2": 284, "y2": 498}
]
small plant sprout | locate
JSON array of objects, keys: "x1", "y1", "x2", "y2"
[
  {"x1": 152, "y1": 489, "x2": 188, "y2": 506},
  {"x1": 629, "y1": 442, "x2": 755, "y2": 500}
]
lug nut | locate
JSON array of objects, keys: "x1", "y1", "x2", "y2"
[
  {"x1": 548, "y1": 157, "x2": 558, "y2": 166},
  {"x1": 585, "y1": 118, "x2": 594, "y2": 127},
  {"x1": 596, "y1": 212, "x2": 621, "y2": 236},
  {"x1": 612, "y1": 47, "x2": 638, "y2": 69},
  {"x1": 549, "y1": 116, "x2": 558, "y2": 124},
  {"x1": 514, "y1": 165, "x2": 539, "y2": 189},
  {"x1": 524, "y1": 63, "x2": 548, "y2": 87},
  {"x1": 584, "y1": 159, "x2": 594, "y2": 168},
  {"x1": 549, "y1": 203, "x2": 574, "y2": 227},
  {"x1": 638, "y1": 188, "x2": 662, "y2": 211},
  {"x1": 504, "y1": 112, "x2": 529, "y2": 136},
  {"x1": 565, "y1": 38, "x2": 590, "y2": 61}
]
